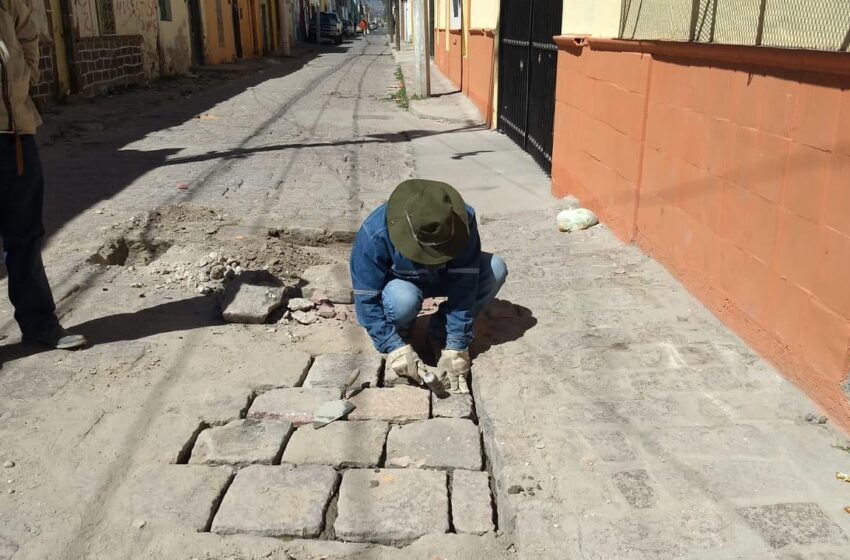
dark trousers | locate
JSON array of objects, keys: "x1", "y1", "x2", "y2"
[{"x1": 0, "y1": 135, "x2": 59, "y2": 336}]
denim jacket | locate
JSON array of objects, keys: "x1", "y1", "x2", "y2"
[{"x1": 350, "y1": 203, "x2": 481, "y2": 354}]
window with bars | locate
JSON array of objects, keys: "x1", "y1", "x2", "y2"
[
  {"x1": 618, "y1": 0, "x2": 850, "y2": 52},
  {"x1": 159, "y1": 0, "x2": 173, "y2": 21},
  {"x1": 96, "y1": 0, "x2": 116, "y2": 35}
]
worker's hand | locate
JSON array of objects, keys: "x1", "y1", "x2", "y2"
[
  {"x1": 387, "y1": 344, "x2": 423, "y2": 385},
  {"x1": 437, "y1": 349, "x2": 471, "y2": 394}
]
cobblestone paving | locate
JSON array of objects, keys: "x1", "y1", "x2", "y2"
[{"x1": 149, "y1": 353, "x2": 498, "y2": 546}]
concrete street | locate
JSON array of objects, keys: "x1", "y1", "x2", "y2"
[{"x1": 1, "y1": 33, "x2": 849, "y2": 560}]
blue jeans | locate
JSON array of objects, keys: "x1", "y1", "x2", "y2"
[
  {"x1": 0, "y1": 135, "x2": 59, "y2": 336},
  {"x1": 381, "y1": 252, "x2": 508, "y2": 340}
]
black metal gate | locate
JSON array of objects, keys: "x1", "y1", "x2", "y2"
[{"x1": 497, "y1": 0, "x2": 562, "y2": 173}]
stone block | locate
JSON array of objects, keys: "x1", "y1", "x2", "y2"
[
  {"x1": 119, "y1": 464, "x2": 233, "y2": 532},
  {"x1": 282, "y1": 421, "x2": 389, "y2": 468},
  {"x1": 335, "y1": 469, "x2": 449, "y2": 544},
  {"x1": 386, "y1": 419, "x2": 482, "y2": 471},
  {"x1": 247, "y1": 350, "x2": 312, "y2": 391},
  {"x1": 347, "y1": 386, "x2": 430, "y2": 423},
  {"x1": 432, "y1": 393, "x2": 474, "y2": 419},
  {"x1": 189, "y1": 419, "x2": 293, "y2": 466},
  {"x1": 221, "y1": 272, "x2": 287, "y2": 324},
  {"x1": 211, "y1": 464, "x2": 338, "y2": 538},
  {"x1": 737, "y1": 503, "x2": 848, "y2": 549},
  {"x1": 451, "y1": 470, "x2": 494, "y2": 535},
  {"x1": 300, "y1": 263, "x2": 353, "y2": 304},
  {"x1": 611, "y1": 470, "x2": 657, "y2": 509},
  {"x1": 383, "y1": 364, "x2": 419, "y2": 387},
  {"x1": 248, "y1": 387, "x2": 341, "y2": 426},
  {"x1": 303, "y1": 353, "x2": 382, "y2": 391}
]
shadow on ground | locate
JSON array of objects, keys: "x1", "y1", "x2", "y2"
[
  {"x1": 0, "y1": 295, "x2": 220, "y2": 366},
  {"x1": 411, "y1": 299, "x2": 537, "y2": 364}
]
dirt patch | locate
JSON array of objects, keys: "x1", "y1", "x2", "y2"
[{"x1": 87, "y1": 235, "x2": 172, "y2": 266}]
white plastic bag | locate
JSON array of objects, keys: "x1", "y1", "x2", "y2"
[{"x1": 557, "y1": 208, "x2": 599, "y2": 232}]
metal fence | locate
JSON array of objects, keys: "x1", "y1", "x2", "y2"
[{"x1": 619, "y1": 0, "x2": 850, "y2": 52}]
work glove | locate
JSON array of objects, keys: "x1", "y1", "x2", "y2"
[
  {"x1": 437, "y1": 349, "x2": 471, "y2": 394},
  {"x1": 387, "y1": 344, "x2": 422, "y2": 385}
]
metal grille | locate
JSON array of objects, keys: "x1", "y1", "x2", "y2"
[
  {"x1": 96, "y1": 0, "x2": 116, "y2": 35},
  {"x1": 619, "y1": 0, "x2": 850, "y2": 52},
  {"x1": 498, "y1": 0, "x2": 563, "y2": 174}
]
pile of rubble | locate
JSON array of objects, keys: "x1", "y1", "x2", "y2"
[
  {"x1": 146, "y1": 252, "x2": 252, "y2": 295},
  {"x1": 280, "y1": 293, "x2": 354, "y2": 325}
]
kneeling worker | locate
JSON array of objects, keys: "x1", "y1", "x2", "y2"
[{"x1": 350, "y1": 179, "x2": 507, "y2": 394}]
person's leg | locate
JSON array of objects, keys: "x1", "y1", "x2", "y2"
[
  {"x1": 470, "y1": 252, "x2": 508, "y2": 317},
  {"x1": 0, "y1": 136, "x2": 60, "y2": 337},
  {"x1": 427, "y1": 252, "x2": 508, "y2": 342},
  {"x1": 381, "y1": 278, "x2": 423, "y2": 337}
]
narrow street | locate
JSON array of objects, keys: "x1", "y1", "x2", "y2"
[{"x1": 1, "y1": 32, "x2": 849, "y2": 560}]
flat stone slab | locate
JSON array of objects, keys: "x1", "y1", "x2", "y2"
[
  {"x1": 386, "y1": 419, "x2": 482, "y2": 471},
  {"x1": 452, "y1": 470, "x2": 494, "y2": 535},
  {"x1": 119, "y1": 464, "x2": 233, "y2": 532},
  {"x1": 282, "y1": 420, "x2": 389, "y2": 468},
  {"x1": 335, "y1": 469, "x2": 449, "y2": 544},
  {"x1": 432, "y1": 393, "x2": 474, "y2": 419},
  {"x1": 248, "y1": 387, "x2": 342, "y2": 426},
  {"x1": 211, "y1": 464, "x2": 338, "y2": 538},
  {"x1": 221, "y1": 272, "x2": 287, "y2": 324},
  {"x1": 303, "y1": 353, "x2": 382, "y2": 391},
  {"x1": 736, "y1": 503, "x2": 848, "y2": 549},
  {"x1": 300, "y1": 263, "x2": 353, "y2": 304},
  {"x1": 189, "y1": 419, "x2": 293, "y2": 466},
  {"x1": 248, "y1": 350, "x2": 312, "y2": 390},
  {"x1": 347, "y1": 386, "x2": 430, "y2": 423}
]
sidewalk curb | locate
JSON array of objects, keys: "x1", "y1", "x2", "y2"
[{"x1": 391, "y1": 49, "x2": 484, "y2": 127}]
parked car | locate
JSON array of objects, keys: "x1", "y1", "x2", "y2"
[
  {"x1": 342, "y1": 19, "x2": 354, "y2": 37},
  {"x1": 307, "y1": 12, "x2": 343, "y2": 44}
]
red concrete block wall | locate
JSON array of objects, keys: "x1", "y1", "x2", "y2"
[
  {"x1": 551, "y1": 48, "x2": 651, "y2": 240},
  {"x1": 551, "y1": 43, "x2": 850, "y2": 429}
]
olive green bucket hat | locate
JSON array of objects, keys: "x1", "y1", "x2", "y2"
[{"x1": 386, "y1": 179, "x2": 470, "y2": 266}]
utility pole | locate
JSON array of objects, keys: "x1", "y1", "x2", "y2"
[
  {"x1": 315, "y1": 0, "x2": 321, "y2": 44},
  {"x1": 412, "y1": 0, "x2": 430, "y2": 96},
  {"x1": 394, "y1": 0, "x2": 401, "y2": 50}
]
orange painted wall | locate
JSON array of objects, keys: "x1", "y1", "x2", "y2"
[
  {"x1": 446, "y1": 30, "x2": 463, "y2": 89},
  {"x1": 551, "y1": 44, "x2": 850, "y2": 429},
  {"x1": 434, "y1": 29, "x2": 447, "y2": 72},
  {"x1": 466, "y1": 31, "x2": 495, "y2": 125}
]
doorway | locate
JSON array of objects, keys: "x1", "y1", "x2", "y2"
[
  {"x1": 187, "y1": 0, "x2": 205, "y2": 66},
  {"x1": 232, "y1": 0, "x2": 244, "y2": 58}
]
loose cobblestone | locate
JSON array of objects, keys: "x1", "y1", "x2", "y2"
[
  {"x1": 451, "y1": 470, "x2": 494, "y2": 535},
  {"x1": 211, "y1": 464, "x2": 338, "y2": 538},
  {"x1": 386, "y1": 419, "x2": 482, "y2": 471},
  {"x1": 282, "y1": 420, "x2": 389, "y2": 468},
  {"x1": 220, "y1": 273, "x2": 287, "y2": 324},
  {"x1": 432, "y1": 393, "x2": 474, "y2": 419},
  {"x1": 347, "y1": 386, "x2": 430, "y2": 423},
  {"x1": 334, "y1": 469, "x2": 449, "y2": 544},
  {"x1": 303, "y1": 353, "x2": 382, "y2": 391},
  {"x1": 247, "y1": 387, "x2": 342, "y2": 426},
  {"x1": 189, "y1": 419, "x2": 293, "y2": 466}
]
